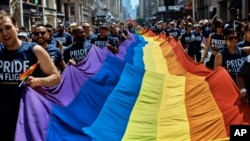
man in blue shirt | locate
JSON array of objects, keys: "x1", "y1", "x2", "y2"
[
  {"x1": 63, "y1": 26, "x2": 92, "y2": 64},
  {"x1": 53, "y1": 24, "x2": 73, "y2": 50}
]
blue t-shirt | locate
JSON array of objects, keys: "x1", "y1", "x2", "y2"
[
  {"x1": 168, "y1": 28, "x2": 181, "y2": 40},
  {"x1": 180, "y1": 32, "x2": 195, "y2": 49},
  {"x1": 109, "y1": 34, "x2": 120, "y2": 48},
  {"x1": 128, "y1": 28, "x2": 135, "y2": 34},
  {"x1": 238, "y1": 55, "x2": 250, "y2": 93},
  {"x1": 46, "y1": 44, "x2": 64, "y2": 67},
  {"x1": 194, "y1": 32, "x2": 203, "y2": 50},
  {"x1": 220, "y1": 47, "x2": 247, "y2": 83},
  {"x1": 47, "y1": 38, "x2": 60, "y2": 48},
  {"x1": 119, "y1": 29, "x2": 129, "y2": 42},
  {"x1": 63, "y1": 41, "x2": 92, "y2": 63},
  {"x1": 237, "y1": 40, "x2": 250, "y2": 48},
  {"x1": 86, "y1": 33, "x2": 97, "y2": 43},
  {"x1": 90, "y1": 34, "x2": 113, "y2": 49},
  {"x1": 210, "y1": 33, "x2": 225, "y2": 51},
  {"x1": 0, "y1": 41, "x2": 42, "y2": 128},
  {"x1": 53, "y1": 32, "x2": 73, "y2": 47}
]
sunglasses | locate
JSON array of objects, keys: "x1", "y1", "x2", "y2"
[
  {"x1": 34, "y1": 31, "x2": 46, "y2": 36},
  {"x1": 47, "y1": 30, "x2": 52, "y2": 33},
  {"x1": 227, "y1": 36, "x2": 238, "y2": 41}
]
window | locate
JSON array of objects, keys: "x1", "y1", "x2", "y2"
[{"x1": 70, "y1": 3, "x2": 75, "y2": 15}]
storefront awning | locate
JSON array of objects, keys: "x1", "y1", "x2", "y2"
[{"x1": 228, "y1": 0, "x2": 242, "y2": 10}]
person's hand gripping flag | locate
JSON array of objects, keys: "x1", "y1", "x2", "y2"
[{"x1": 18, "y1": 62, "x2": 39, "y2": 87}]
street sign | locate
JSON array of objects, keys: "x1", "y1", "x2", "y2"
[
  {"x1": 168, "y1": 6, "x2": 180, "y2": 11},
  {"x1": 158, "y1": 6, "x2": 166, "y2": 12}
]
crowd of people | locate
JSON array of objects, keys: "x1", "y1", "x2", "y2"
[
  {"x1": 1, "y1": 8, "x2": 250, "y2": 140},
  {"x1": 0, "y1": 9, "x2": 133, "y2": 140},
  {"x1": 148, "y1": 15, "x2": 250, "y2": 105}
]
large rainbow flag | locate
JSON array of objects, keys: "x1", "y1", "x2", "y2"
[{"x1": 15, "y1": 30, "x2": 250, "y2": 141}]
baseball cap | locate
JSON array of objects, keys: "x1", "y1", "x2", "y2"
[
  {"x1": 170, "y1": 21, "x2": 175, "y2": 25},
  {"x1": 17, "y1": 32, "x2": 28, "y2": 39},
  {"x1": 100, "y1": 24, "x2": 108, "y2": 29}
]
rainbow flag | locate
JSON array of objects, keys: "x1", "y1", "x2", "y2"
[
  {"x1": 15, "y1": 31, "x2": 250, "y2": 141},
  {"x1": 81, "y1": 31, "x2": 249, "y2": 140},
  {"x1": 19, "y1": 62, "x2": 39, "y2": 81},
  {"x1": 18, "y1": 61, "x2": 39, "y2": 87}
]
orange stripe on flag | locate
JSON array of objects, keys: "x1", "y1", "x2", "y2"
[{"x1": 19, "y1": 62, "x2": 39, "y2": 81}]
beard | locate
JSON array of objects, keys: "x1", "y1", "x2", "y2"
[
  {"x1": 75, "y1": 36, "x2": 84, "y2": 42},
  {"x1": 36, "y1": 38, "x2": 47, "y2": 45}
]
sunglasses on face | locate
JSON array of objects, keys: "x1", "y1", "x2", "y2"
[
  {"x1": 227, "y1": 35, "x2": 238, "y2": 41},
  {"x1": 47, "y1": 30, "x2": 52, "y2": 33},
  {"x1": 34, "y1": 31, "x2": 46, "y2": 36}
]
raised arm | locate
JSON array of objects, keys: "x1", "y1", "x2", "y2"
[{"x1": 200, "y1": 34, "x2": 212, "y2": 63}]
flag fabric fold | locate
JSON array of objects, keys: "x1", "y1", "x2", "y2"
[
  {"x1": 83, "y1": 64, "x2": 146, "y2": 141},
  {"x1": 15, "y1": 45, "x2": 118, "y2": 141},
  {"x1": 14, "y1": 31, "x2": 250, "y2": 141},
  {"x1": 46, "y1": 55, "x2": 126, "y2": 141}
]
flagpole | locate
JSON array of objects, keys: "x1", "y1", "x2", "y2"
[{"x1": 18, "y1": 80, "x2": 25, "y2": 87}]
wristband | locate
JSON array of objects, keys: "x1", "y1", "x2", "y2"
[{"x1": 240, "y1": 88, "x2": 247, "y2": 94}]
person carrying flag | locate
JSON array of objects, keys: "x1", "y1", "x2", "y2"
[
  {"x1": 0, "y1": 10, "x2": 61, "y2": 140},
  {"x1": 63, "y1": 26, "x2": 92, "y2": 64},
  {"x1": 33, "y1": 24, "x2": 66, "y2": 73}
]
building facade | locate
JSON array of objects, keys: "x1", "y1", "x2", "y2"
[
  {"x1": 3, "y1": 0, "x2": 60, "y2": 29},
  {"x1": 22, "y1": 0, "x2": 58, "y2": 29},
  {"x1": 63, "y1": 0, "x2": 83, "y2": 26},
  {"x1": 92, "y1": 0, "x2": 123, "y2": 24},
  {"x1": 195, "y1": 0, "x2": 249, "y2": 22},
  {"x1": 138, "y1": 0, "x2": 249, "y2": 24}
]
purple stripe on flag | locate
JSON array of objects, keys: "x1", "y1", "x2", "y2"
[{"x1": 15, "y1": 45, "x2": 112, "y2": 141}]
